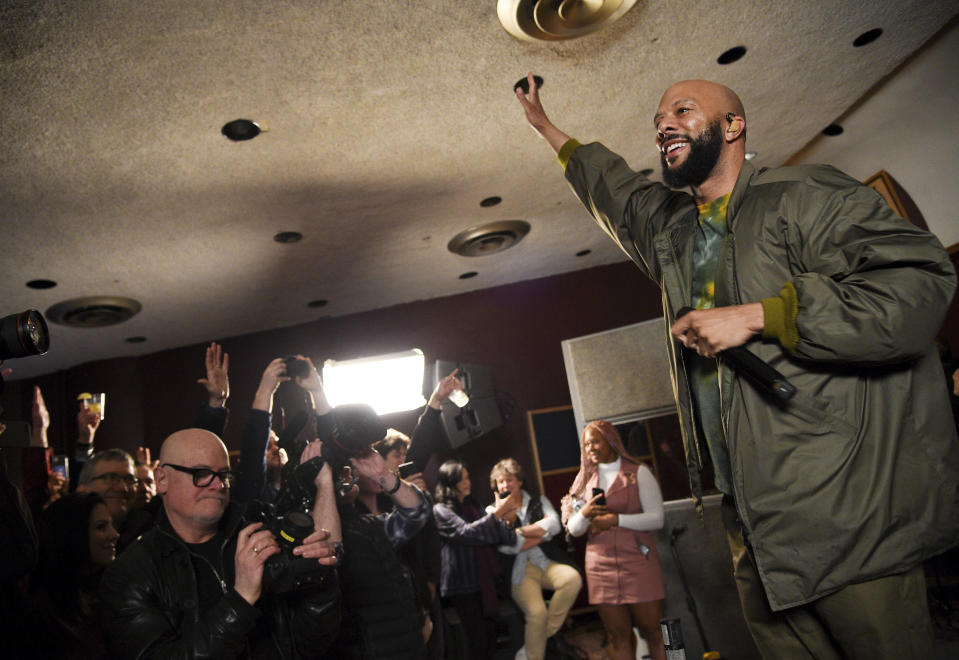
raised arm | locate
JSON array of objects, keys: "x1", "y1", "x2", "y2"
[
  {"x1": 515, "y1": 72, "x2": 572, "y2": 155},
  {"x1": 193, "y1": 342, "x2": 229, "y2": 435},
  {"x1": 234, "y1": 358, "x2": 288, "y2": 503},
  {"x1": 197, "y1": 342, "x2": 230, "y2": 408}
]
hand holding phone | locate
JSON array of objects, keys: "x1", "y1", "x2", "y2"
[
  {"x1": 398, "y1": 461, "x2": 418, "y2": 479},
  {"x1": 53, "y1": 454, "x2": 69, "y2": 479},
  {"x1": 591, "y1": 487, "x2": 606, "y2": 506}
]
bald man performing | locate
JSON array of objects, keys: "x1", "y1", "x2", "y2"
[
  {"x1": 99, "y1": 429, "x2": 340, "y2": 658},
  {"x1": 517, "y1": 74, "x2": 958, "y2": 658}
]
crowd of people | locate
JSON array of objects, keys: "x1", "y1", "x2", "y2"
[{"x1": 0, "y1": 343, "x2": 669, "y2": 660}]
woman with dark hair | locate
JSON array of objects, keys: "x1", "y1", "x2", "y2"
[
  {"x1": 25, "y1": 491, "x2": 119, "y2": 659},
  {"x1": 433, "y1": 459, "x2": 518, "y2": 659},
  {"x1": 562, "y1": 421, "x2": 666, "y2": 660}
]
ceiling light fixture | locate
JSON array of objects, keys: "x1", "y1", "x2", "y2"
[
  {"x1": 26, "y1": 279, "x2": 57, "y2": 289},
  {"x1": 498, "y1": 0, "x2": 639, "y2": 42},
  {"x1": 221, "y1": 119, "x2": 261, "y2": 141},
  {"x1": 307, "y1": 299, "x2": 328, "y2": 308},
  {"x1": 459, "y1": 272, "x2": 478, "y2": 280},
  {"x1": 46, "y1": 296, "x2": 142, "y2": 328},
  {"x1": 125, "y1": 336, "x2": 147, "y2": 343},
  {"x1": 822, "y1": 124, "x2": 844, "y2": 136},
  {"x1": 448, "y1": 220, "x2": 530, "y2": 258},
  {"x1": 745, "y1": 151, "x2": 757, "y2": 160},
  {"x1": 480, "y1": 196, "x2": 502, "y2": 208},
  {"x1": 576, "y1": 249, "x2": 591, "y2": 257}
]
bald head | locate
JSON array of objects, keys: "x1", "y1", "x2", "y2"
[
  {"x1": 659, "y1": 80, "x2": 745, "y2": 125},
  {"x1": 159, "y1": 428, "x2": 229, "y2": 466}
]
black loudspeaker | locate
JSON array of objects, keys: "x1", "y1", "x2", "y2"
[{"x1": 433, "y1": 360, "x2": 503, "y2": 448}]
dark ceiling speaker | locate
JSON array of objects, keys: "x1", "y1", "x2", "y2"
[
  {"x1": 46, "y1": 296, "x2": 142, "y2": 328},
  {"x1": 498, "y1": 0, "x2": 638, "y2": 42},
  {"x1": 447, "y1": 220, "x2": 530, "y2": 257}
]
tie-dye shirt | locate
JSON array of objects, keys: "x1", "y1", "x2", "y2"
[{"x1": 686, "y1": 194, "x2": 733, "y2": 494}]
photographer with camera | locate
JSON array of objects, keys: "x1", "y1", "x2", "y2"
[{"x1": 98, "y1": 428, "x2": 341, "y2": 659}]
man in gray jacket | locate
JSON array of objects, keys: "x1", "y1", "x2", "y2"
[{"x1": 516, "y1": 74, "x2": 958, "y2": 658}]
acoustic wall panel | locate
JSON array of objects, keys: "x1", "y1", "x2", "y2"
[{"x1": 561, "y1": 318, "x2": 675, "y2": 431}]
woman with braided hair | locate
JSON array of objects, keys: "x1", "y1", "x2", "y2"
[{"x1": 562, "y1": 420, "x2": 666, "y2": 660}]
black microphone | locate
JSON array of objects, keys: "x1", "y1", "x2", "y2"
[{"x1": 676, "y1": 307, "x2": 797, "y2": 401}]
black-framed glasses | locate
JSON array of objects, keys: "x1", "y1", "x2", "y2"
[
  {"x1": 161, "y1": 463, "x2": 235, "y2": 488},
  {"x1": 90, "y1": 472, "x2": 139, "y2": 487}
]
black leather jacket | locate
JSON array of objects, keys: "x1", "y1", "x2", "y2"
[{"x1": 99, "y1": 502, "x2": 340, "y2": 659}]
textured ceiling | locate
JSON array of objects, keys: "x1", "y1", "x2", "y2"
[{"x1": 1, "y1": 1, "x2": 956, "y2": 380}]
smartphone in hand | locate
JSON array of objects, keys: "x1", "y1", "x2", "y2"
[
  {"x1": 591, "y1": 487, "x2": 606, "y2": 506},
  {"x1": 52, "y1": 454, "x2": 69, "y2": 479},
  {"x1": 398, "y1": 461, "x2": 418, "y2": 479}
]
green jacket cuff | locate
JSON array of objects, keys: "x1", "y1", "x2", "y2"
[
  {"x1": 761, "y1": 282, "x2": 800, "y2": 354},
  {"x1": 557, "y1": 139, "x2": 582, "y2": 170}
]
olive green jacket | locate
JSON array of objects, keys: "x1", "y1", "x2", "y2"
[{"x1": 563, "y1": 140, "x2": 959, "y2": 610}]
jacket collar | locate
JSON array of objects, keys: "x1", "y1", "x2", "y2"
[{"x1": 727, "y1": 159, "x2": 758, "y2": 226}]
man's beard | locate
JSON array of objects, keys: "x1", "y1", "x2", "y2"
[{"x1": 661, "y1": 120, "x2": 723, "y2": 188}]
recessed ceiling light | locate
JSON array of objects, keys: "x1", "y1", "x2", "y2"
[
  {"x1": 221, "y1": 119, "x2": 261, "y2": 141},
  {"x1": 853, "y1": 28, "x2": 882, "y2": 47},
  {"x1": 717, "y1": 46, "x2": 747, "y2": 65},
  {"x1": 46, "y1": 296, "x2": 141, "y2": 327},
  {"x1": 307, "y1": 299, "x2": 328, "y2": 308},
  {"x1": 26, "y1": 279, "x2": 57, "y2": 289},
  {"x1": 480, "y1": 196, "x2": 502, "y2": 208},
  {"x1": 744, "y1": 151, "x2": 757, "y2": 160},
  {"x1": 125, "y1": 336, "x2": 147, "y2": 343},
  {"x1": 459, "y1": 271, "x2": 478, "y2": 280},
  {"x1": 514, "y1": 75, "x2": 544, "y2": 95},
  {"x1": 273, "y1": 231, "x2": 303, "y2": 244},
  {"x1": 576, "y1": 249, "x2": 591, "y2": 257},
  {"x1": 822, "y1": 124, "x2": 844, "y2": 136},
  {"x1": 448, "y1": 220, "x2": 530, "y2": 257}
]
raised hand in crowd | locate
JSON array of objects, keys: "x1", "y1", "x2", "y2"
[
  {"x1": 136, "y1": 446, "x2": 159, "y2": 471},
  {"x1": 77, "y1": 399, "x2": 102, "y2": 445},
  {"x1": 31, "y1": 386, "x2": 50, "y2": 449},
  {"x1": 427, "y1": 369, "x2": 464, "y2": 410},
  {"x1": 197, "y1": 341, "x2": 230, "y2": 408},
  {"x1": 252, "y1": 357, "x2": 289, "y2": 413},
  {"x1": 291, "y1": 355, "x2": 332, "y2": 415}
]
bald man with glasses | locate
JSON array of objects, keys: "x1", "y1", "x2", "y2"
[{"x1": 99, "y1": 428, "x2": 341, "y2": 659}]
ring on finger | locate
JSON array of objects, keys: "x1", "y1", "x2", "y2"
[{"x1": 253, "y1": 546, "x2": 260, "y2": 554}]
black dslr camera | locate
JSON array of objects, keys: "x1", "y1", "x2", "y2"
[{"x1": 244, "y1": 498, "x2": 331, "y2": 595}]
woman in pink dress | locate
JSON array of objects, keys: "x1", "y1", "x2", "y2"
[{"x1": 562, "y1": 420, "x2": 666, "y2": 660}]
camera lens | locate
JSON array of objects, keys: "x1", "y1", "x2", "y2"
[
  {"x1": 277, "y1": 511, "x2": 314, "y2": 548},
  {"x1": 0, "y1": 309, "x2": 50, "y2": 360}
]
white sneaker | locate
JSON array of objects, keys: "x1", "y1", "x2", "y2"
[{"x1": 514, "y1": 646, "x2": 528, "y2": 660}]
